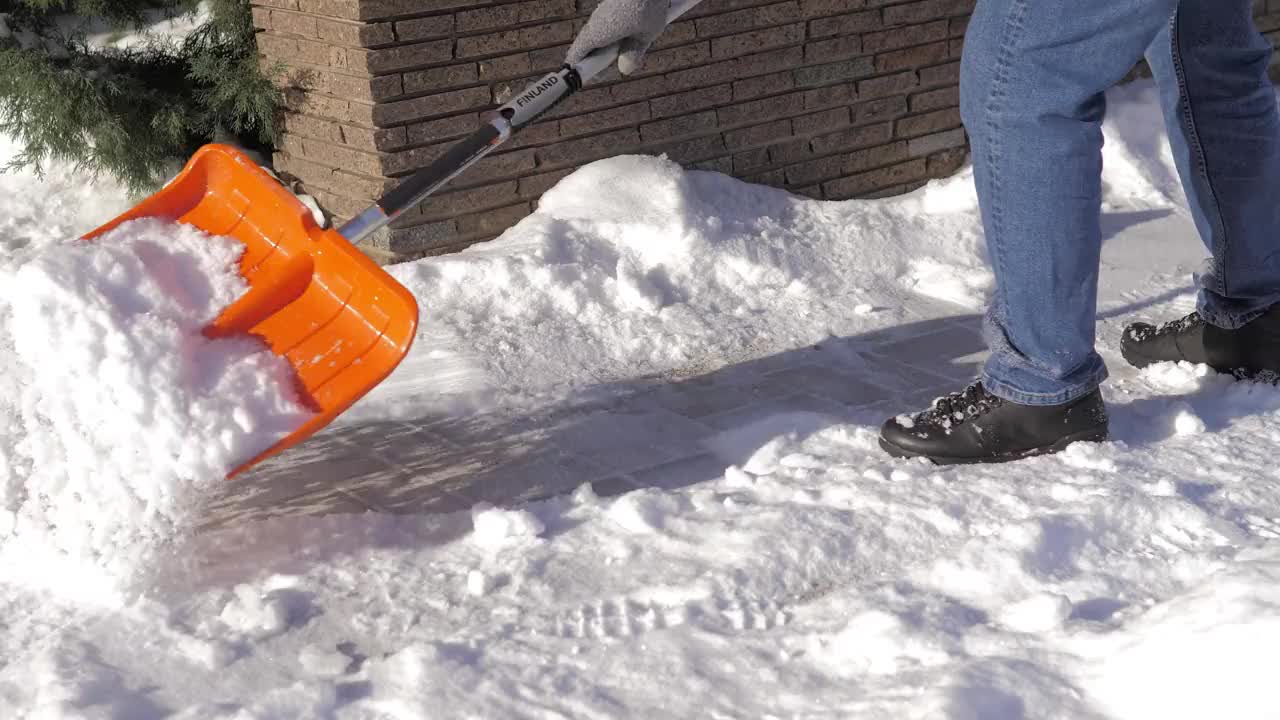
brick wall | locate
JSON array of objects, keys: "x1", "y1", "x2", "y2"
[
  {"x1": 252, "y1": 0, "x2": 973, "y2": 259},
  {"x1": 249, "y1": 0, "x2": 1280, "y2": 259}
]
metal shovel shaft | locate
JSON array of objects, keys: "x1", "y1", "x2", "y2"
[{"x1": 339, "y1": 0, "x2": 704, "y2": 245}]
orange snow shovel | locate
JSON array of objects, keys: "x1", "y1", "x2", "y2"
[
  {"x1": 82, "y1": 144, "x2": 420, "y2": 478},
  {"x1": 82, "y1": 0, "x2": 702, "y2": 479}
]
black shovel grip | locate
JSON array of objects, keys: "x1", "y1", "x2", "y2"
[{"x1": 376, "y1": 122, "x2": 503, "y2": 219}]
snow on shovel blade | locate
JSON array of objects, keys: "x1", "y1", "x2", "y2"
[{"x1": 80, "y1": 144, "x2": 419, "y2": 479}]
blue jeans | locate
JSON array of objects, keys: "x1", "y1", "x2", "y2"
[{"x1": 961, "y1": 0, "x2": 1280, "y2": 405}]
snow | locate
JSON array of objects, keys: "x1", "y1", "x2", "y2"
[
  {"x1": 3, "y1": 80, "x2": 1280, "y2": 717},
  {"x1": 0, "y1": 164, "x2": 308, "y2": 594}
]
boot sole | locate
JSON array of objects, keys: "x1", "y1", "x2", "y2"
[{"x1": 878, "y1": 425, "x2": 1109, "y2": 466}]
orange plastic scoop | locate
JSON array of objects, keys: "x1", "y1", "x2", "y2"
[{"x1": 81, "y1": 144, "x2": 419, "y2": 478}]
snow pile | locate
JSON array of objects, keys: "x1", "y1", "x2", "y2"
[
  {"x1": 368, "y1": 82, "x2": 1176, "y2": 416},
  {"x1": 378, "y1": 154, "x2": 991, "y2": 409},
  {"x1": 0, "y1": 218, "x2": 308, "y2": 591}
]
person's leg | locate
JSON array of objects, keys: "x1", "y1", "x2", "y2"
[
  {"x1": 1120, "y1": 3, "x2": 1280, "y2": 376},
  {"x1": 963, "y1": 0, "x2": 1177, "y2": 406},
  {"x1": 880, "y1": 0, "x2": 1177, "y2": 463},
  {"x1": 1144, "y1": 1, "x2": 1280, "y2": 327}
]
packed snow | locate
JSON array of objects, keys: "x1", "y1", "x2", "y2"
[{"x1": 3, "y1": 80, "x2": 1280, "y2": 718}]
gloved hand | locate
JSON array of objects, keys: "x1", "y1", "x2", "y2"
[{"x1": 565, "y1": 0, "x2": 671, "y2": 75}]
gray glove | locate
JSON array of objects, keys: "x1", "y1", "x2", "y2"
[{"x1": 565, "y1": 0, "x2": 671, "y2": 75}]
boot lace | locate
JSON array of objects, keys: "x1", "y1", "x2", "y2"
[{"x1": 919, "y1": 382, "x2": 1003, "y2": 429}]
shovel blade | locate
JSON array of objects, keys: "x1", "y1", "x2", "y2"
[{"x1": 83, "y1": 144, "x2": 419, "y2": 478}]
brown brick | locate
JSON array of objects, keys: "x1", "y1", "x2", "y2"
[
  {"x1": 810, "y1": 120, "x2": 893, "y2": 154},
  {"x1": 283, "y1": 135, "x2": 385, "y2": 175},
  {"x1": 949, "y1": 15, "x2": 969, "y2": 36},
  {"x1": 784, "y1": 153, "x2": 844, "y2": 185},
  {"x1": 383, "y1": 219, "x2": 459, "y2": 253},
  {"x1": 693, "y1": 156, "x2": 735, "y2": 174},
  {"x1": 285, "y1": 36, "x2": 332, "y2": 66},
  {"x1": 919, "y1": 60, "x2": 960, "y2": 86},
  {"x1": 876, "y1": 40, "x2": 950, "y2": 72},
  {"x1": 695, "y1": 1, "x2": 802, "y2": 37},
  {"x1": 538, "y1": 127, "x2": 641, "y2": 167},
  {"x1": 339, "y1": 124, "x2": 410, "y2": 151},
  {"x1": 373, "y1": 86, "x2": 491, "y2": 126},
  {"x1": 456, "y1": 202, "x2": 532, "y2": 236},
  {"x1": 863, "y1": 20, "x2": 949, "y2": 53},
  {"x1": 858, "y1": 70, "x2": 918, "y2": 98},
  {"x1": 733, "y1": 71, "x2": 794, "y2": 100},
  {"x1": 610, "y1": 75, "x2": 671, "y2": 104},
  {"x1": 256, "y1": 33, "x2": 300, "y2": 60},
  {"x1": 458, "y1": 0, "x2": 576, "y2": 33},
  {"x1": 650, "y1": 84, "x2": 732, "y2": 119},
  {"x1": 279, "y1": 66, "x2": 400, "y2": 102},
  {"x1": 809, "y1": 9, "x2": 880, "y2": 38},
  {"x1": 733, "y1": 148, "x2": 771, "y2": 172},
  {"x1": 503, "y1": 120, "x2": 561, "y2": 149},
  {"x1": 519, "y1": 168, "x2": 575, "y2": 198},
  {"x1": 852, "y1": 95, "x2": 908, "y2": 125},
  {"x1": 908, "y1": 127, "x2": 965, "y2": 156},
  {"x1": 270, "y1": 10, "x2": 319, "y2": 37},
  {"x1": 896, "y1": 107, "x2": 961, "y2": 138},
  {"x1": 394, "y1": 15, "x2": 453, "y2": 42},
  {"x1": 275, "y1": 152, "x2": 338, "y2": 189},
  {"x1": 456, "y1": 22, "x2": 575, "y2": 59},
  {"x1": 640, "y1": 110, "x2": 719, "y2": 141},
  {"x1": 909, "y1": 85, "x2": 959, "y2": 112},
  {"x1": 359, "y1": 0, "x2": 474, "y2": 20},
  {"x1": 883, "y1": 0, "x2": 972, "y2": 26},
  {"x1": 768, "y1": 137, "x2": 810, "y2": 164},
  {"x1": 251, "y1": 7, "x2": 272, "y2": 29},
  {"x1": 402, "y1": 64, "x2": 480, "y2": 93},
  {"x1": 359, "y1": 39, "x2": 453, "y2": 73},
  {"x1": 793, "y1": 106, "x2": 849, "y2": 135},
  {"x1": 479, "y1": 53, "x2": 534, "y2": 81},
  {"x1": 529, "y1": 43, "x2": 575, "y2": 72},
  {"x1": 805, "y1": 35, "x2": 863, "y2": 64},
  {"x1": 284, "y1": 90, "x2": 377, "y2": 125},
  {"x1": 794, "y1": 57, "x2": 874, "y2": 88},
  {"x1": 561, "y1": 102, "x2": 651, "y2": 137},
  {"x1": 710, "y1": 23, "x2": 805, "y2": 59},
  {"x1": 255, "y1": 0, "x2": 299, "y2": 11},
  {"x1": 404, "y1": 114, "x2": 478, "y2": 145},
  {"x1": 332, "y1": 169, "x2": 397, "y2": 198},
  {"x1": 314, "y1": 17, "x2": 394, "y2": 45},
  {"x1": 284, "y1": 113, "x2": 345, "y2": 144},
  {"x1": 802, "y1": 82, "x2": 855, "y2": 108},
  {"x1": 724, "y1": 118, "x2": 791, "y2": 150},
  {"x1": 294, "y1": 0, "x2": 355, "y2": 18},
  {"x1": 799, "y1": 0, "x2": 867, "y2": 18},
  {"x1": 639, "y1": 42, "x2": 714, "y2": 74},
  {"x1": 652, "y1": 20, "x2": 698, "y2": 49},
  {"x1": 309, "y1": 187, "x2": 372, "y2": 218},
  {"x1": 652, "y1": 134, "x2": 728, "y2": 163},
  {"x1": 735, "y1": 45, "x2": 804, "y2": 79},
  {"x1": 717, "y1": 89, "x2": 806, "y2": 126},
  {"x1": 823, "y1": 157, "x2": 928, "y2": 196},
  {"x1": 744, "y1": 168, "x2": 786, "y2": 185}
]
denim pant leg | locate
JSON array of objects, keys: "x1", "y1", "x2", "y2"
[
  {"x1": 962, "y1": 0, "x2": 1177, "y2": 406},
  {"x1": 1145, "y1": 2, "x2": 1280, "y2": 329}
]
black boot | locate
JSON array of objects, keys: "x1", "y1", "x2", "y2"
[
  {"x1": 879, "y1": 382, "x2": 1109, "y2": 464},
  {"x1": 1121, "y1": 305, "x2": 1280, "y2": 379}
]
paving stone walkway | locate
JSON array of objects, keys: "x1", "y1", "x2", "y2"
[{"x1": 200, "y1": 312, "x2": 988, "y2": 530}]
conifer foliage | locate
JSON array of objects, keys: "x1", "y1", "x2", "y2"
[{"x1": 0, "y1": 0, "x2": 279, "y2": 192}]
